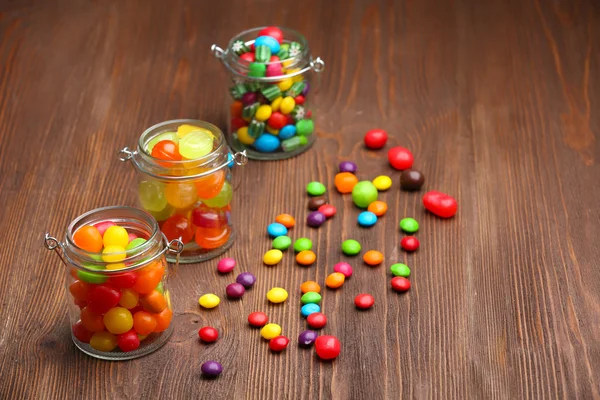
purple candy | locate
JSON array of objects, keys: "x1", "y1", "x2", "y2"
[
  {"x1": 201, "y1": 360, "x2": 223, "y2": 378},
  {"x1": 236, "y1": 272, "x2": 256, "y2": 288},
  {"x1": 302, "y1": 81, "x2": 310, "y2": 96},
  {"x1": 298, "y1": 330, "x2": 318, "y2": 347},
  {"x1": 225, "y1": 283, "x2": 245, "y2": 298},
  {"x1": 338, "y1": 161, "x2": 357, "y2": 173},
  {"x1": 217, "y1": 258, "x2": 236, "y2": 274},
  {"x1": 333, "y1": 262, "x2": 353, "y2": 278},
  {"x1": 306, "y1": 211, "x2": 326, "y2": 228},
  {"x1": 241, "y1": 92, "x2": 257, "y2": 106}
]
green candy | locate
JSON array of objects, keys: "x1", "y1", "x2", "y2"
[
  {"x1": 126, "y1": 238, "x2": 147, "y2": 256},
  {"x1": 399, "y1": 218, "x2": 419, "y2": 233},
  {"x1": 246, "y1": 81, "x2": 261, "y2": 92},
  {"x1": 229, "y1": 84, "x2": 247, "y2": 99},
  {"x1": 294, "y1": 238, "x2": 312, "y2": 252},
  {"x1": 248, "y1": 120, "x2": 265, "y2": 138},
  {"x1": 272, "y1": 236, "x2": 292, "y2": 251},
  {"x1": 341, "y1": 239, "x2": 361, "y2": 256},
  {"x1": 261, "y1": 85, "x2": 282, "y2": 101},
  {"x1": 296, "y1": 119, "x2": 314, "y2": 136},
  {"x1": 277, "y1": 43, "x2": 290, "y2": 59},
  {"x1": 282, "y1": 136, "x2": 307, "y2": 152},
  {"x1": 351, "y1": 181, "x2": 378, "y2": 208},
  {"x1": 248, "y1": 62, "x2": 266, "y2": 77},
  {"x1": 242, "y1": 103, "x2": 259, "y2": 119},
  {"x1": 78, "y1": 264, "x2": 107, "y2": 284},
  {"x1": 255, "y1": 45, "x2": 272, "y2": 63},
  {"x1": 306, "y1": 181, "x2": 326, "y2": 196},
  {"x1": 286, "y1": 81, "x2": 306, "y2": 97},
  {"x1": 390, "y1": 263, "x2": 411, "y2": 277},
  {"x1": 155, "y1": 281, "x2": 164, "y2": 294},
  {"x1": 231, "y1": 39, "x2": 250, "y2": 55},
  {"x1": 301, "y1": 292, "x2": 322, "y2": 304}
]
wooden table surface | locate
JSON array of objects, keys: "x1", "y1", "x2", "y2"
[{"x1": 1, "y1": 0, "x2": 600, "y2": 398}]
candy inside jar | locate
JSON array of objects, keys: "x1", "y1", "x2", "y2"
[{"x1": 212, "y1": 26, "x2": 325, "y2": 160}]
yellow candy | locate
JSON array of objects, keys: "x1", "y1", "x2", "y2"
[
  {"x1": 237, "y1": 126, "x2": 255, "y2": 145},
  {"x1": 271, "y1": 96, "x2": 282, "y2": 112},
  {"x1": 266, "y1": 287, "x2": 288, "y2": 303},
  {"x1": 119, "y1": 289, "x2": 139, "y2": 309},
  {"x1": 282, "y1": 60, "x2": 294, "y2": 68},
  {"x1": 177, "y1": 124, "x2": 215, "y2": 139},
  {"x1": 102, "y1": 226, "x2": 129, "y2": 248},
  {"x1": 266, "y1": 126, "x2": 279, "y2": 135},
  {"x1": 280, "y1": 97, "x2": 296, "y2": 115},
  {"x1": 89, "y1": 332, "x2": 117, "y2": 352},
  {"x1": 372, "y1": 175, "x2": 392, "y2": 191},
  {"x1": 260, "y1": 323, "x2": 282, "y2": 339},
  {"x1": 199, "y1": 293, "x2": 220, "y2": 309},
  {"x1": 165, "y1": 182, "x2": 198, "y2": 209},
  {"x1": 255, "y1": 105, "x2": 272, "y2": 121},
  {"x1": 106, "y1": 263, "x2": 127, "y2": 270},
  {"x1": 263, "y1": 249, "x2": 283, "y2": 265},
  {"x1": 277, "y1": 78, "x2": 293, "y2": 91},
  {"x1": 286, "y1": 68, "x2": 304, "y2": 83},
  {"x1": 102, "y1": 245, "x2": 126, "y2": 263}
]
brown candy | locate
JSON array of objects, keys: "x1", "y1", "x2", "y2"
[
  {"x1": 400, "y1": 169, "x2": 424, "y2": 191},
  {"x1": 308, "y1": 196, "x2": 328, "y2": 210}
]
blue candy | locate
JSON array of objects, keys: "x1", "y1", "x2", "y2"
[
  {"x1": 254, "y1": 36, "x2": 280, "y2": 55},
  {"x1": 253, "y1": 134, "x2": 280, "y2": 152},
  {"x1": 301, "y1": 303, "x2": 321, "y2": 318},
  {"x1": 267, "y1": 222, "x2": 288, "y2": 238},
  {"x1": 227, "y1": 153, "x2": 235, "y2": 168},
  {"x1": 279, "y1": 124, "x2": 297, "y2": 140},
  {"x1": 357, "y1": 211, "x2": 377, "y2": 227}
]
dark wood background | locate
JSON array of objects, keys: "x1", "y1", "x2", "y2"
[{"x1": 1, "y1": 0, "x2": 599, "y2": 398}]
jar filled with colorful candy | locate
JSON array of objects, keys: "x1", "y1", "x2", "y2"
[
  {"x1": 44, "y1": 206, "x2": 183, "y2": 360},
  {"x1": 212, "y1": 26, "x2": 325, "y2": 160},
  {"x1": 119, "y1": 120, "x2": 247, "y2": 263}
]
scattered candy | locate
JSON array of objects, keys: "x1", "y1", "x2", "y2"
[
  {"x1": 199, "y1": 294, "x2": 220, "y2": 309},
  {"x1": 267, "y1": 222, "x2": 288, "y2": 238},
  {"x1": 306, "y1": 182, "x2": 326, "y2": 196},
  {"x1": 399, "y1": 218, "x2": 419, "y2": 233},
  {"x1": 306, "y1": 312, "x2": 327, "y2": 329},
  {"x1": 301, "y1": 303, "x2": 321, "y2": 317},
  {"x1": 201, "y1": 361, "x2": 223, "y2": 378},
  {"x1": 333, "y1": 262, "x2": 353, "y2": 277},
  {"x1": 325, "y1": 272, "x2": 345, "y2": 289},
  {"x1": 400, "y1": 169, "x2": 425, "y2": 191},
  {"x1": 260, "y1": 323, "x2": 282, "y2": 339},
  {"x1": 363, "y1": 250, "x2": 384, "y2": 266},
  {"x1": 334, "y1": 172, "x2": 359, "y2": 194},
  {"x1": 372, "y1": 175, "x2": 392, "y2": 191},
  {"x1": 306, "y1": 211, "x2": 326, "y2": 228},
  {"x1": 422, "y1": 191, "x2": 457, "y2": 218},
  {"x1": 226, "y1": 283, "x2": 245, "y2": 299},
  {"x1": 300, "y1": 280, "x2": 321, "y2": 294},
  {"x1": 217, "y1": 258, "x2": 236, "y2": 274},
  {"x1": 388, "y1": 147, "x2": 414, "y2": 170},
  {"x1": 301, "y1": 291, "x2": 322, "y2": 304},
  {"x1": 364, "y1": 129, "x2": 388, "y2": 149},
  {"x1": 391, "y1": 277, "x2": 411, "y2": 292},
  {"x1": 357, "y1": 211, "x2": 378, "y2": 227},
  {"x1": 272, "y1": 236, "x2": 292, "y2": 250},
  {"x1": 338, "y1": 161, "x2": 357, "y2": 173},
  {"x1": 269, "y1": 335, "x2": 290, "y2": 352},
  {"x1": 266, "y1": 287, "x2": 288, "y2": 303},
  {"x1": 367, "y1": 201, "x2": 388, "y2": 216},
  {"x1": 198, "y1": 326, "x2": 219, "y2": 343},
  {"x1": 275, "y1": 214, "x2": 296, "y2": 228},
  {"x1": 298, "y1": 330, "x2": 318, "y2": 347},
  {"x1": 248, "y1": 311, "x2": 268, "y2": 327},
  {"x1": 390, "y1": 263, "x2": 411, "y2": 277},
  {"x1": 400, "y1": 236, "x2": 420, "y2": 252},
  {"x1": 294, "y1": 238, "x2": 312, "y2": 252},
  {"x1": 263, "y1": 249, "x2": 283, "y2": 265},
  {"x1": 315, "y1": 335, "x2": 340, "y2": 360},
  {"x1": 236, "y1": 272, "x2": 257, "y2": 288},
  {"x1": 354, "y1": 294, "x2": 375, "y2": 309},
  {"x1": 351, "y1": 181, "x2": 378, "y2": 208},
  {"x1": 308, "y1": 196, "x2": 327, "y2": 210},
  {"x1": 296, "y1": 250, "x2": 316, "y2": 266},
  {"x1": 341, "y1": 239, "x2": 361, "y2": 256},
  {"x1": 318, "y1": 204, "x2": 336, "y2": 218}
]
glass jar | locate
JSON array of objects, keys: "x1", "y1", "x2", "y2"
[
  {"x1": 119, "y1": 119, "x2": 247, "y2": 263},
  {"x1": 211, "y1": 26, "x2": 325, "y2": 160},
  {"x1": 44, "y1": 206, "x2": 183, "y2": 360}
]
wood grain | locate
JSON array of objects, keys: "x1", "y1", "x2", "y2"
[{"x1": 1, "y1": 0, "x2": 599, "y2": 398}]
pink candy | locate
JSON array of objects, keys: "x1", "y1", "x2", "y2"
[
  {"x1": 266, "y1": 63, "x2": 283, "y2": 77},
  {"x1": 217, "y1": 258, "x2": 236, "y2": 274},
  {"x1": 127, "y1": 233, "x2": 138, "y2": 242},
  {"x1": 93, "y1": 221, "x2": 116, "y2": 236},
  {"x1": 333, "y1": 262, "x2": 353, "y2": 278}
]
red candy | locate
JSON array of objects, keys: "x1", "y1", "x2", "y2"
[
  {"x1": 268, "y1": 112, "x2": 287, "y2": 129},
  {"x1": 294, "y1": 95, "x2": 305, "y2": 105},
  {"x1": 87, "y1": 285, "x2": 121, "y2": 314},
  {"x1": 422, "y1": 191, "x2": 457, "y2": 218},
  {"x1": 72, "y1": 321, "x2": 94, "y2": 343},
  {"x1": 117, "y1": 330, "x2": 140, "y2": 352},
  {"x1": 306, "y1": 312, "x2": 327, "y2": 329},
  {"x1": 258, "y1": 26, "x2": 284, "y2": 44},
  {"x1": 269, "y1": 55, "x2": 280, "y2": 62},
  {"x1": 269, "y1": 335, "x2": 290, "y2": 352},
  {"x1": 315, "y1": 335, "x2": 341, "y2": 360},
  {"x1": 354, "y1": 294, "x2": 375, "y2": 309},
  {"x1": 248, "y1": 311, "x2": 268, "y2": 327},
  {"x1": 239, "y1": 52, "x2": 255, "y2": 63},
  {"x1": 231, "y1": 117, "x2": 247, "y2": 131},
  {"x1": 391, "y1": 277, "x2": 411, "y2": 292},
  {"x1": 317, "y1": 204, "x2": 336, "y2": 218},
  {"x1": 108, "y1": 271, "x2": 138, "y2": 289},
  {"x1": 364, "y1": 129, "x2": 388, "y2": 149},
  {"x1": 151, "y1": 140, "x2": 182, "y2": 162},
  {"x1": 400, "y1": 236, "x2": 420, "y2": 252},
  {"x1": 161, "y1": 215, "x2": 194, "y2": 244},
  {"x1": 388, "y1": 147, "x2": 413, "y2": 170},
  {"x1": 198, "y1": 326, "x2": 219, "y2": 343}
]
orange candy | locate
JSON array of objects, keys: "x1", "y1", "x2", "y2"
[
  {"x1": 195, "y1": 169, "x2": 226, "y2": 199},
  {"x1": 140, "y1": 290, "x2": 167, "y2": 313},
  {"x1": 133, "y1": 311, "x2": 157, "y2": 335},
  {"x1": 275, "y1": 214, "x2": 296, "y2": 228},
  {"x1": 363, "y1": 250, "x2": 384, "y2": 266},
  {"x1": 153, "y1": 308, "x2": 173, "y2": 332},
  {"x1": 69, "y1": 280, "x2": 91, "y2": 302},
  {"x1": 195, "y1": 226, "x2": 231, "y2": 249},
  {"x1": 73, "y1": 225, "x2": 103, "y2": 253},
  {"x1": 334, "y1": 172, "x2": 359, "y2": 194},
  {"x1": 300, "y1": 280, "x2": 321, "y2": 294},
  {"x1": 132, "y1": 262, "x2": 165, "y2": 294},
  {"x1": 296, "y1": 250, "x2": 316, "y2": 266},
  {"x1": 230, "y1": 101, "x2": 243, "y2": 118},
  {"x1": 80, "y1": 307, "x2": 105, "y2": 332},
  {"x1": 325, "y1": 272, "x2": 345, "y2": 289},
  {"x1": 367, "y1": 201, "x2": 388, "y2": 216}
]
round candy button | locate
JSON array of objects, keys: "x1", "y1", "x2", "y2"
[
  {"x1": 248, "y1": 312, "x2": 268, "y2": 327},
  {"x1": 357, "y1": 211, "x2": 377, "y2": 227},
  {"x1": 315, "y1": 335, "x2": 341, "y2": 360},
  {"x1": 201, "y1": 361, "x2": 222, "y2": 378},
  {"x1": 198, "y1": 326, "x2": 219, "y2": 343},
  {"x1": 354, "y1": 294, "x2": 375, "y2": 309},
  {"x1": 217, "y1": 258, "x2": 236, "y2": 274}
]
